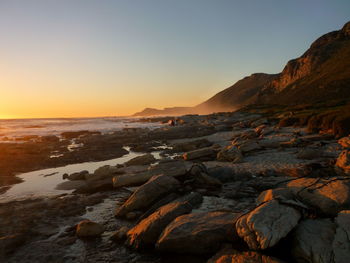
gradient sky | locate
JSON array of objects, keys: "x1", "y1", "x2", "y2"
[{"x1": 0, "y1": 0, "x2": 349, "y2": 118}]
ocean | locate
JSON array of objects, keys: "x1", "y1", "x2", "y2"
[{"x1": 0, "y1": 117, "x2": 161, "y2": 140}]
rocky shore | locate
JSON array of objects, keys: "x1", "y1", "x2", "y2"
[{"x1": 1, "y1": 106, "x2": 350, "y2": 262}]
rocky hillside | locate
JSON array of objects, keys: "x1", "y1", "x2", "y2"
[
  {"x1": 133, "y1": 21, "x2": 350, "y2": 116},
  {"x1": 195, "y1": 73, "x2": 278, "y2": 112},
  {"x1": 258, "y1": 21, "x2": 350, "y2": 104}
]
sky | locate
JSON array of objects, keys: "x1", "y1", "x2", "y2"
[{"x1": 0, "y1": 0, "x2": 349, "y2": 118}]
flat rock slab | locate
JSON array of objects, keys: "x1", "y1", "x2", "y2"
[
  {"x1": 236, "y1": 200, "x2": 301, "y2": 250},
  {"x1": 156, "y1": 211, "x2": 240, "y2": 254},
  {"x1": 115, "y1": 174, "x2": 180, "y2": 217}
]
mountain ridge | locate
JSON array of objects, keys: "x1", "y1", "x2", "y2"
[{"x1": 133, "y1": 21, "x2": 350, "y2": 117}]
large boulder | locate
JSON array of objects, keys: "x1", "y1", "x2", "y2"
[
  {"x1": 236, "y1": 200, "x2": 301, "y2": 250},
  {"x1": 156, "y1": 211, "x2": 240, "y2": 254},
  {"x1": 183, "y1": 147, "x2": 217, "y2": 161},
  {"x1": 216, "y1": 145, "x2": 243, "y2": 163},
  {"x1": 286, "y1": 178, "x2": 350, "y2": 216},
  {"x1": 113, "y1": 160, "x2": 187, "y2": 188},
  {"x1": 115, "y1": 175, "x2": 180, "y2": 217},
  {"x1": 333, "y1": 210, "x2": 350, "y2": 263},
  {"x1": 208, "y1": 248, "x2": 285, "y2": 263},
  {"x1": 292, "y1": 211, "x2": 350, "y2": 263},
  {"x1": 336, "y1": 150, "x2": 350, "y2": 174},
  {"x1": 292, "y1": 219, "x2": 336, "y2": 263},
  {"x1": 76, "y1": 220, "x2": 105, "y2": 237},
  {"x1": 126, "y1": 193, "x2": 203, "y2": 249},
  {"x1": 124, "y1": 154, "x2": 156, "y2": 166},
  {"x1": 64, "y1": 170, "x2": 89, "y2": 181}
]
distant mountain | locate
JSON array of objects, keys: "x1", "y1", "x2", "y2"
[
  {"x1": 132, "y1": 107, "x2": 195, "y2": 117},
  {"x1": 133, "y1": 21, "x2": 350, "y2": 117}
]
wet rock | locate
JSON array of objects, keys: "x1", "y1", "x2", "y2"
[
  {"x1": 236, "y1": 200, "x2": 301, "y2": 250},
  {"x1": 88, "y1": 165, "x2": 123, "y2": 181},
  {"x1": 183, "y1": 147, "x2": 217, "y2": 161},
  {"x1": 126, "y1": 194, "x2": 202, "y2": 249},
  {"x1": 336, "y1": 150, "x2": 350, "y2": 174},
  {"x1": 156, "y1": 211, "x2": 240, "y2": 254},
  {"x1": 216, "y1": 145, "x2": 243, "y2": 163},
  {"x1": 338, "y1": 136, "x2": 350, "y2": 148},
  {"x1": 115, "y1": 175, "x2": 180, "y2": 217},
  {"x1": 111, "y1": 226, "x2": 130, "y2": 243},
  {"x1": 292, "y1": 219, "x2": 336, "y2": 263},
  {"x1": 124, "y1": 154, "x2": 156, "y2": 166},
  {"x1": 66, "y1": 170, "x2": 89, "y2": 181},
  {"x1": 55, "y1": 180, "x2": 87, "y2": 190},
  {"x1": 286, "y1": 177, "x2": 350, "y2": 216},
  {"x1": 208, "y1": 247, "x2": 285, "y2": 263},
  {"x1": 76, "y1": 220, "x2": 105, "y2": 237}
]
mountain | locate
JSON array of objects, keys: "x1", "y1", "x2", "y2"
[
  {"x1": 194, "y1": 73, "x2": 278, "y2": 112},
  {"x1": 132, "y1": 107, "x2": 196, "y2": 117},
  {"x1": 133, "y1": 21, "x2": 350, "y2": 116},
  {"x1": 258, "y1": 21, "x2": 350, "y2": 104}
]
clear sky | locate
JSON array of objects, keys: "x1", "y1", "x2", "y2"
[{"x1": 0, "y1": 0, "x2": 349, "y2": 118}]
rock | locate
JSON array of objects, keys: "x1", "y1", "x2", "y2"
[
  {"x1": 66, "y1": 170, "x2": 89, "y2": 181},
  {"x1": 194, "y1": 172, "x2": 222, "y2": 187},
  {"x1": 286, "y1": 177, "x2": 350, "y2": 216},
  {"x1": 0, "y1": 234, "x2": 26, "y2": 258},
  {"x1": 216, "y1": 145, "x2": 243, "y2": 163},
  {"x1": 126, "y1": 211, "x2": 142, "y2": 220},
  {"x1": 292, "y1": 219, "x2": 336, "y2": 263},
  {"x1": 74, "y1": 177, "x2": 113, "y2": 194},
  {"x1": 172, "y1": 139, "x2": 212, "y2": 152},
  {"x1": 183, "y1": 147, "x2": 217, "y2": 161},
  {"x1": 208, "y1": 166, "x2": 236, "y2": 182},
  {"x1": 208, "y1": 248, "x2": 285, "y2": 263},
  {"x1": 126, "y1": 193, "x2": 202, "y2": 249},
  {"x1": 115, "y1": 175, "x2": 180, "y2": 217},
  {"x1": 156, "y1": 211, "x2": 240, "y2": 254},
  {"x1": 124, "y1": 154, "x2": 156, "y2": 166},
  {"x1": 292, "y1": 211, "x2": 350, "y2": 263},
  {"x1": 88, "y1": 165, "x2": 122, "y2": 181},
  {"x1": 333, "y1": 210, "x2": 350, "y2": 263},
  {"x1": 236, "y1": 200, "x2": 301, "y2": 250},
  {"x1": 240, "y1": 130, "x2": 258, "y2": 139},
  {"x1": 55, "y1": 180, "x2": 87, "y2": 190},
  {"x1": 336, "y1": 150, "x2": 350, "y2": 174},
  {"x1": 338, "y1": 136, "x2": 350, "y2": 148},
  {"x1": 113, "y1": 160, "x2": 187, "y2": 188},
  {"x1": 259, "y1": 139, "x2": 281, "y2": 149},
  {"x1": 110, "y1": 226, "x2": 130, "y2": 242},
  {"x1": 76, "y1": 220, "x2": 105, "y2": 237},
  {"x1": 237, "y1": 140, "x2": 261, "y2": 153},
  {"x1": 296, "y1": 148, "x2": 322, "y2": 160},
  {"x1": 256, "y1": 188, "x2": 295, "y2": 205}
]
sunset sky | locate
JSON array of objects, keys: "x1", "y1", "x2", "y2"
[{"x1": 1, "y1": 0, "x2": 349, "y2": 118}]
